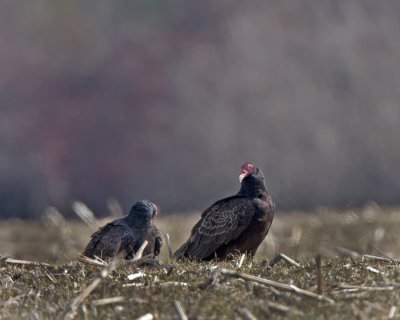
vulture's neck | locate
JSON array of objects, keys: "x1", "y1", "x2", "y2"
[
  {"x1": 238, "y1": 177, "x2": 267, "y2": 198},
  {"x1": 126, "y1": 215, "x2": 152, "y2": 229}
]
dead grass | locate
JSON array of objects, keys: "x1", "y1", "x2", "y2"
[
  {"x1": 1, "y1": 204, "x2": 400, "y2": 319},
  {"x1": 1, "y1": 255, "x2": 400, "y2": 319}
]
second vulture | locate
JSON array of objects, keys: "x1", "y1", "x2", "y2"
[
  {"x1": 82, "y1": 200, "x2": 162, "y2": 259},
  {"x1": 174, "y1": 161, "x2": 275, "y2": 261}
]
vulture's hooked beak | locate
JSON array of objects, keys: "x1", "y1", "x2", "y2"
[
  {"x1": 152, "y1": 205, "x2": 159, "y2": 218},
  {"x1": 239, "y1": 169, "x2": 248, "y2": 183}
]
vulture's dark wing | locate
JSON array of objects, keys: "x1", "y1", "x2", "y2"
[
  {"x1": 83, "y1": 219, "x2": 136, "y2": 259},
  {"x1": 174, "y1": 196, "x2": 255, "y2": 260}
]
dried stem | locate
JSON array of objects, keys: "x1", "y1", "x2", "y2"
[
  {"x1": 213, "y1": 268, "x2": 335, "y2": 304},
  {"x1": 336, "y1": 284, "x2": 396, "y2": 291},
  {"x1": 268, "y1": 253, "x2": 300, "y2": 268},
  {"x1": 159, "y1": 282, "x2": 188, "y2": 287},
  {"x1": 62, "y1": 259, "x2": 117, "y2": 319},
  {"x1": 315, "y1": 254, "x2": 323, "y2": 295},
  {"x1": 78, "y1": 255, "x2": 108, "y2": 267},
  {"x1": 388, "y1": 306, "x2": 397, "y2": 319},
  {"x1": 366, "y1": 266, "x2": 384, "y2": 275},
  {"x1": 237, "y1": 254, "x2": 246, "y2": 269},
  {"x1": 135, "y1": 314, "x2": 154, "y2": 320},
  {"x1": 266, "y1": 302, "x2": 304, "y2": 316},
  {"x1": 2, "y1": 258, "x2": 51, "y2": 267},
  {"x1": 133, "y1": 241, "x2": 148, "y2": 261},
  {"x1": 174, "y1": 300, "x2": 188, "y2": 320},
  {"x1": 92, "y1": 296, "x2": 124, "y2": 306},
  {"x1": 165, "y1": 234, "x2": 173, "y2": 259},
  {"x1": 279, "y1": 253, "x2": 301, "y2": 267},
  {"x1": 363, "y1": 254, "x2": 399, "y2": 264},
  {"x1": 72, "y1": 201, "x2": 98, "y2": 231},
  {"x1": 236, "y1": 307, "x2": 258, "y2": 320}
]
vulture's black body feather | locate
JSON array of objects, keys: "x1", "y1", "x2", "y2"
[
  {"x1": 174, "y1": 162, "x2": 274, "y2": 261},
  {"x1": 83, "y1": 200, "x2": 162, "y2": 259}
]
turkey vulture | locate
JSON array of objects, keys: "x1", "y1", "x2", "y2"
[
  {"x1": 174, "y1": 162, "x2": 275, "y2": 261},
  {"x1": 82, "y1": 200, "x2": 162, "y2": 259}
]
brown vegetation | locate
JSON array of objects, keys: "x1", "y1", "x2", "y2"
[{"x1": 1, "y1": 205, "x2": 400, "y2": 318}]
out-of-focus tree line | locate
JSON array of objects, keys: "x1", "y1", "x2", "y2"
[{"x1": 1, "y1": 0, "x2": 400, "y2": 218}]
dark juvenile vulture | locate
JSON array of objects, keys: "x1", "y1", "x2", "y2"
[
  {"x1": 82, "y1": 200, "x2": 162, "y2": 259},
  {"x1": 174, "y1": 162, "x2": 275, "y2": 261}
]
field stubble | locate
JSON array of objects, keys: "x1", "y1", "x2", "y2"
[{"x1": 1, "y1": 204, "x2": 400, "y2": 319}]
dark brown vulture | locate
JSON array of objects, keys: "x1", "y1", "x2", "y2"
[
  {"x1": 82, "y1": 200, "x2": 162, "y2": 259},
  {"x1": 174, "y1": 162, "x2": 275, "y2": 261}
]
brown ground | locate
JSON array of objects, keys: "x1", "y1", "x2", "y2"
[
  {"x1": 1, "y1": 204, "x2": 399, "y2": 319},
  {"x1": 1, "y1": 204, "x2": 399, "y2": 262}
]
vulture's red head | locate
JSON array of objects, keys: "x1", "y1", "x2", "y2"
[{"x1": 239, "y1": 161, "x2": 258, "y2": 183}]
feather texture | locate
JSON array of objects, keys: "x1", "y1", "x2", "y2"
[
  {"x1": 82, "y1": 200, "x2": 162, "y2": 259},
  {"x1": 174, "y1": 163, "x2": 274, "y2": 261}
]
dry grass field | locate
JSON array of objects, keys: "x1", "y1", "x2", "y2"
[{"x1": 1, "y1": 204, "x2": 400, "y2": 319}]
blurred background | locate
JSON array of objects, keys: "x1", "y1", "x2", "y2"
[{"x1": 1, "y1": 0, "x2": 400, "y2": 218}]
